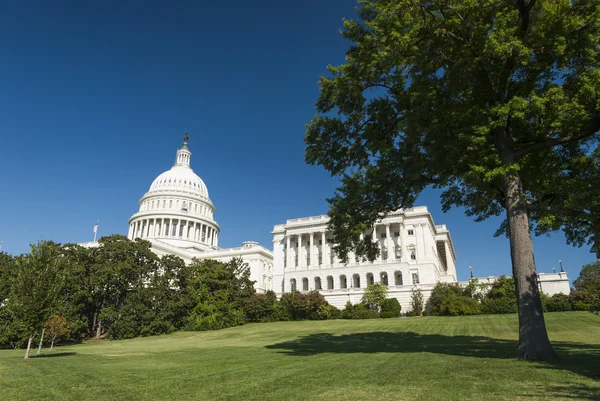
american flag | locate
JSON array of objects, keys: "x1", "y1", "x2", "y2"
[{"x1": 93, "y1": 222, "x2": 98, "y2": 233}]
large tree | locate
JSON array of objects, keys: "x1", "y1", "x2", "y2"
[{"x1": 305, "y1": 0, "x2": 600, "y2": 360}]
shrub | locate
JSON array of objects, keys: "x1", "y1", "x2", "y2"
[
  {"x1": 439, "y1": 295, "x2": 481, "y2": 316},
  {"x1": 428, "y1": 283, "x2": 464, "y2": 314},
  {"x1": 380, "y1": 298, "x2": 401, "y2": 317},
  {"x1": 422, "y1": 310, "x2": 431, "y2": 317},
  {"x1": 481, "y1": 297, "x2": 517, "y2": 314},
  {"x1": 244, "y1": 291, "x2": 278, "y2": 323},
  {"x1": 405, "y1": 311, "x2": 417, "y2": 317},
  {"x1": 569, "y1": 290, "x2": 597, "y2": 311},
  {"x1": 342, "y1": 302, "x2": 379, "y2": 319},
  {"x1": 279, "y1": 291, "x2": 331, "y2": 321},
  {"x1": 411, "y1": 288, "x2": 424, "y2": 316},
  {"x1": 545, "y1": 293, "x2": 573, "y2": 312}
]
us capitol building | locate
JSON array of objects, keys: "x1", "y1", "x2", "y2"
[{"x1": 83, "y1": 135, "x2": 570, "y2": 311}]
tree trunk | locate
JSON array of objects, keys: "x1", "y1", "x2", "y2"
[
  {"x1": 96, "y1": 320, "x2": 102, "y2": 339},
  {"x1": 51, "y1": 338, "x2": 55, "y2": 349},
  {"x1": 505, "y1": 174, "x2": 557, "y2": 361},
  {"x1": 24, "y1": 335, "x2": 33, "y2": 359}
]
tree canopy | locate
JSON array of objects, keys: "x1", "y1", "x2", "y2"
[{"x1": 305, "y1": 0, "x2": 600, "y2": 360}]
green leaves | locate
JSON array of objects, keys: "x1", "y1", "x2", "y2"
[{"x1": 305, "y1": 0, "x2": 600, "y2": 259}]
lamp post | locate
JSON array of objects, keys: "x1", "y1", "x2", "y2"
[
  {"x1": 559, "y1": 259, "x2": 564, "y2": 272},
  {"x1": 469, "y1": 266, "x2": 473, "y2": 278}
]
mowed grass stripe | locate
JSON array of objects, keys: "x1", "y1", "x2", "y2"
[{"x1": 1, "y1": 312, "x2": 599, "y2": 401}]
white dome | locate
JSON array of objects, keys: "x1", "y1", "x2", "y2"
[
  {"x1": 127, "y1": 134, "x2": 220, "y2": 253},
  {"x1": 149, "y1": 165, "x2": 209, "y2": 199}
]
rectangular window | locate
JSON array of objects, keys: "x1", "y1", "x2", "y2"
[
  {"x1": 394, "y1": 231, "x2": 400, "y2": 237},
  {"x1": 410, "y1": 250, "x2": 416, "y2": 260},
  {"x1": 319, "y1": 240, "x2": 322, "y2": 245},
  {"x1": 412, "y1": 273, "x2": 420, "y2": 284},
  {"x1": 408, "y1": 229, "x2": 414, "y2": 236},
  {"x1": 380, "y1": 233, "x2": 386, "y2": 239}
]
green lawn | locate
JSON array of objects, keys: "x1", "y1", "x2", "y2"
[{"x1": 1, "y1": 312, "x2": 599, "y2": 401}]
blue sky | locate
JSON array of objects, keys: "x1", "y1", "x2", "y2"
[{"x1": 0, "y1": 0, "x2": 595, "y2": 282}]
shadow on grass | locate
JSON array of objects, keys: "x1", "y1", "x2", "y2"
[
  {"x1": 266, "y1": 332, "x2": 600, "y2": 398},
  {"x1": 32, "y1": 352, "x2": 77, "y2": 358}
]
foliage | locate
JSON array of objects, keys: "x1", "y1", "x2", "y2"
[
  {"x1": 569, "y1": 290, "x2": 597, "y2": 311},
  {"x1": 428, "y1": 284, "x2": 464, "y2": 315},
  {"x1": 278, "y1": 291, "x2": 331, "y2": 321},
  {"x1": 410, "y1": 288, "x2": 424, "y2": 316},
  {"x1": 573, "y1": 261, "x2": 600, "y2": 295},
  {"x1": 361, "y1": 282, "x2": 388, "y2": 310},
  {"x1": 183, "y1": 258, "x2": 255, "y2": 331},
  {"x1": 482, "y1": 297, "x2": 518, "y2": 314},
  {"x1": 6, "y1": 241, "x2": 65, "y2": 356},
  {"x1": 380, "y1": 298, "x2": 401, "y2": 318},
  {"x1": 463, "y1": 278, "x2": 489, "y2": 303},
  {"x1": 545, "y1": 294, "x2": 573, "y2": 312},
  {"x1": 439, "y1": 295, "x2": 481, "y2": 316},
  {"x1": 304, "y1": 0, "x2": 600, "y2": 360},
  {"x1": 342, "y1": 302, "x2": 380, "y2": 319},
  {"x1": 44, "y1": 315, "x2": 70, "y2": 348},
  {"x1": 244, "y1": 291, "x2": 280, "y2": 323},
  {"x1": 481, "y1": 276, "x2": 518, "y2": 314}
]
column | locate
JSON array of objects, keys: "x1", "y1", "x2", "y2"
[
  {"x1": 309, "y1": 232, "x2": 314, "y2": 268},
  {"x1": 286, "y1": 234, "x2": 292, "y2": 269},
  {"x1": 163, "y1": 218, "x2": 169, "y2": 237},
  {"x1": 146, "y1": 220, "x2": 152, "y2": 238},
  {"x1": 400, "y1": 221, "x2": 407, "y2": 262},
  {"x1": 297, "y1": 234, "x2": 303, "y2": 268},
  {"x1": 215, "y1": 231, "x2": 218, "y2": 247},
  {"x1": 385, "y1": 223, "x2": 393, "y2": 260},
  {"x1": 127, "y1": 224, "x2": 133, "y2": 239},
  {"x1": 321, "y1": 232, "x2": 327, "y2": 266}
]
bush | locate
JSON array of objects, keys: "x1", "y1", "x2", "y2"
[
  {"x1": 481, "y1": 297, "x2": 517, "y2": 314},
  {"x1": 405, "y1": 311, "x2": 417, "y2": 317},
  {"x1": 380, "y1": 298, "x2": 401, "y2": 317},
  {"x1": 279, "y1": 291, "x2": 332, "y2": 321},
  {"x1": 569, "y1": 290, "x2": 597, "y2": 311},
  {"x1": 244, "y1": 291, "x2": 278, "y2": 323},
  {"x1": 422, "y1": 310, "x2": 431, "y2": 317},
  {"x1": 342, "y1": 302, "x2": 379, "y2": 319},
  {"x1": 428, "y1": 283, "x2": 464, "y2": 314},
  {"x1": 439, "y1": 295, "x2": 481, "y2": 316},
  {"x1": 545, "y1": 293, "x2": 573, "y2": 312}
]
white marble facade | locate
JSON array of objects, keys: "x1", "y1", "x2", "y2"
[
  {"x1": 82, "y1": 135, "x2": 570, "y2": 309},
  {"x1": 271, "y1": 208, "x2": 458, "y2": 310}
]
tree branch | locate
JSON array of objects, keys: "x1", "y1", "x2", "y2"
[{"x1": 514, "y1": 117, "x2": 600, "y2": 159}]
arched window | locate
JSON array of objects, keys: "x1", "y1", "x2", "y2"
[
  {"x1": 340, "y1": 275, "x2": 347, "y2": 289},
  {"x1": 290, "y1": 278, "x2": 297, "y2": 292},
  {"x1": 395, "y1": 271, "x2": 403, "y2": 286},
  {"x1": 353, "y1": 274, "x2": 361, "y2": 288},
  {"x1": 327, "y1": 276, "x2": 334, "y2": 290},
  {"x1": 314, "y1": 277, "x2": 322, "y2": 291},
  {"x1": 366, "y1": 273, "x2": 374, "y2": 286},
  {"x1": 302, "y1": 277, "x2": 309, "y2": 291},
  {"x1": 380, "y1": 272, "x2": 389, "y2": 286}
]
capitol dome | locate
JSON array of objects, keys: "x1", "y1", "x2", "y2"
[{"x1": 127, "y1": 134, "x2": 220, "y2": 252}]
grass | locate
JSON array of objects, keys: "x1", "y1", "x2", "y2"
[{"x1": 1, "y1": 312, "x2": 600, "y2": 401}]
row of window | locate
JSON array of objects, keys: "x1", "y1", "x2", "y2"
[
  {"x1": 380, "y1": 229, "x2": 414, "y2": 238},
  {"x1": 140, "y1": 199, "x2": 213, "y2": 218},
  {"x1": 284, "y1": 248, "x2": 416, "y2": 268},
  {"x1": 289, "y1": 271, "x2": 420, "y2": 291}
]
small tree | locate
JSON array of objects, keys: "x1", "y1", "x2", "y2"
[
  {"x1": 362, "y1": 282, "x2": 388, "y2": 311},
  {"x1": 44, "y1": 315, "x2": 69, "y2": 349},
  {"x1": 411, "y1": 288, "x2": 424, "y2": 316},
  {"x1": 8, "y1": 241, "x2": 64, "y2": 358}
]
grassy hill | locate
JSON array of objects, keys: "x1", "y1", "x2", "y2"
[{"x1": 1, "y1": 312, "x2": 599, "y2": 400}]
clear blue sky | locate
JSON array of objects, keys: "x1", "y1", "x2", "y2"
[{"x1": 0, "y1": 0, "x2": 595, "y2": 282}]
